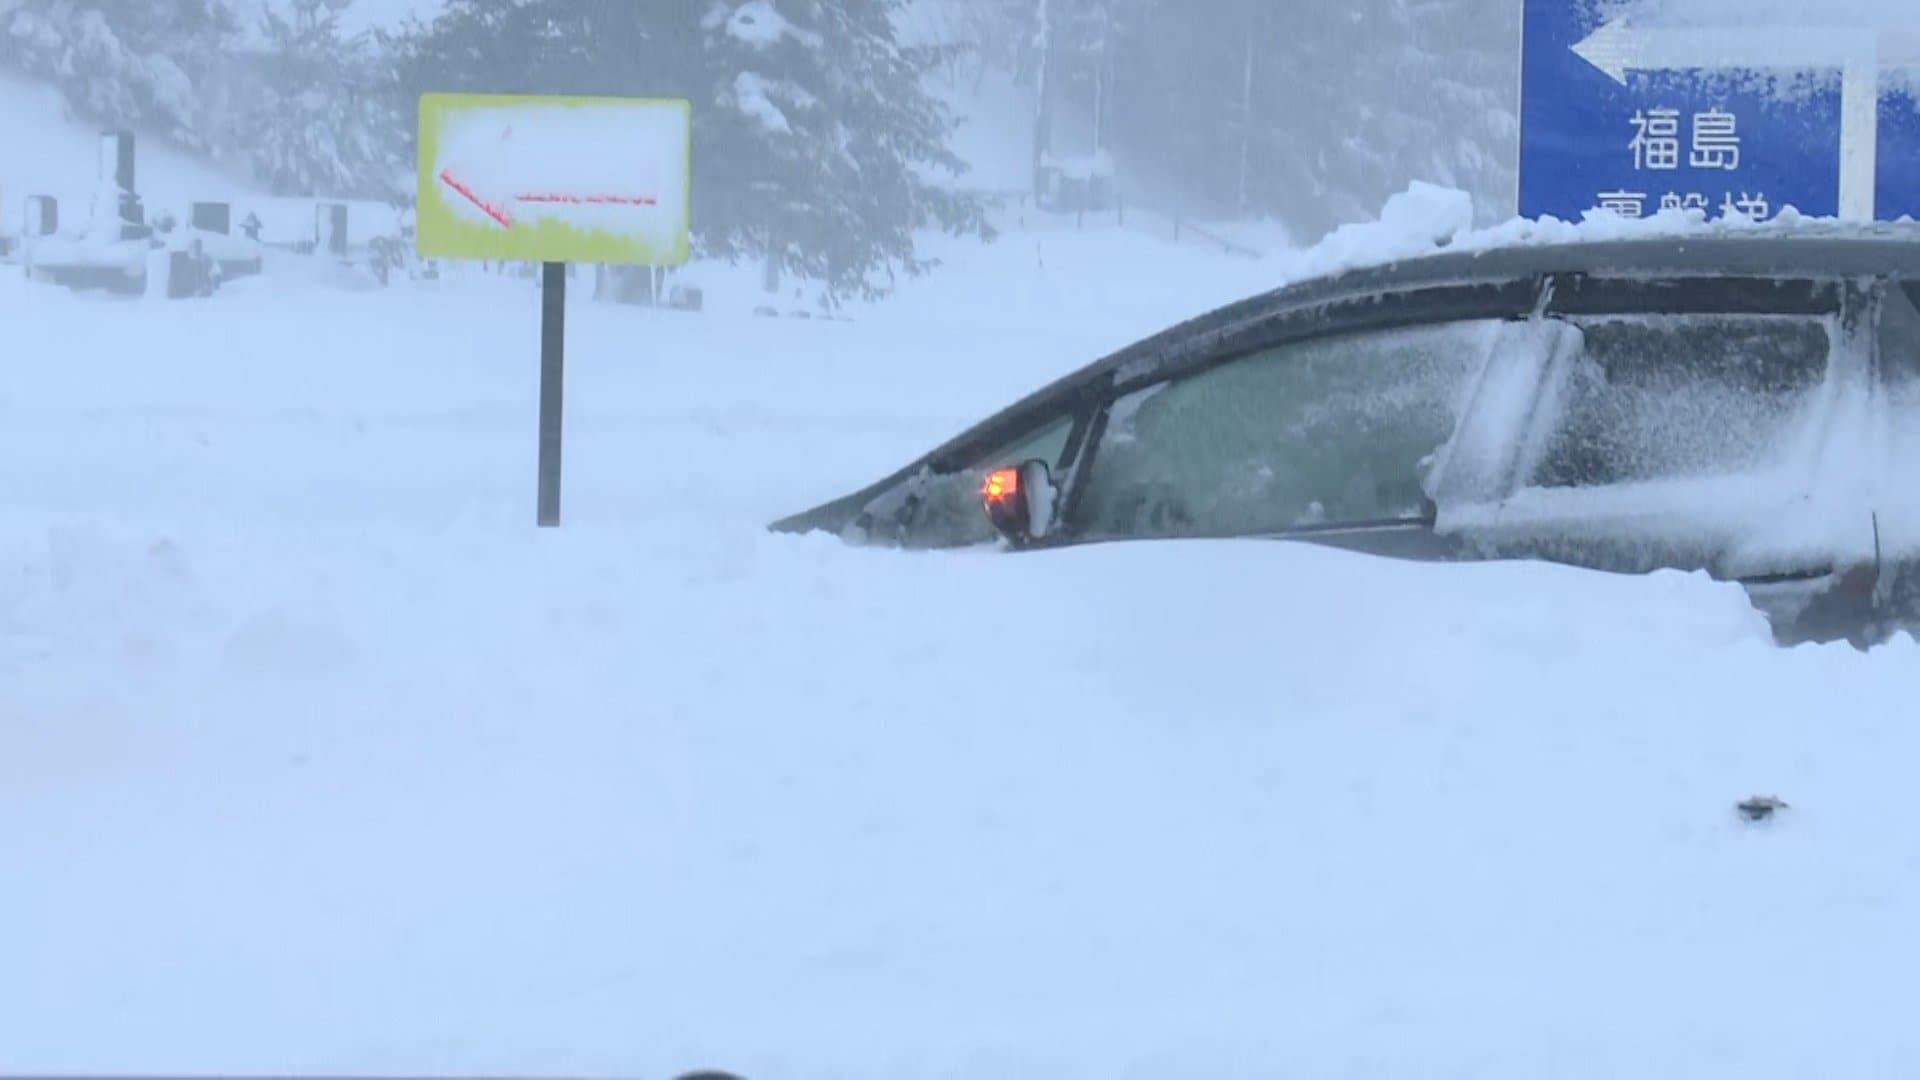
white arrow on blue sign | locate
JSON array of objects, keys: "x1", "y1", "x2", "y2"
[{"x1": 1518, "y1": 1, "x2": 1920, "y2": 224}]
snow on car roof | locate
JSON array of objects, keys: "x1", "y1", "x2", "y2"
[{"x1": 1261, "y1": 181, "x2": 1920, "y2": 298}]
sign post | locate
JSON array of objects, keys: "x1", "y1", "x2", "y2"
[
  {"x1": 1518, "y1": 1, "x2": 1920, "y2": 224},
  {"x1": 539, "y1": 261, "x2": 567, "y2": 527},
  {"x1": 415, "y1": 93, "x2": 692, "y2": 527}
]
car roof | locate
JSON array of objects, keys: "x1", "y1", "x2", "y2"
[
  {"x1": 1125, "y1": 221, "x2": 1920, "y2": 356},
  {"x1": 772, "y1": 223, "x2": 1920, "y2": 536}
]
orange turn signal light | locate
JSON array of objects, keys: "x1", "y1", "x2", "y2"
[{"x1": 982, "y1": 466, "x2": 1020, "y2": 502}]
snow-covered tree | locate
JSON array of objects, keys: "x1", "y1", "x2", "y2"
[
  {"x1": 0, "y1": 0, "x2": 239, "y2": 149},
  {"x1": 701, "y1": 0, "x2": 985, "y2": 298},
  {"x1": 237, "y1": 0, "x2": 409, "y2": 199}
]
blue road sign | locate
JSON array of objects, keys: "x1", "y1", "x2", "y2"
[{"x1": 1519, "y1": 0, "x2": 1920, "y2": 224}]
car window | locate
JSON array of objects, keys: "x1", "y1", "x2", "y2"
[
  {"x1": 1459, "y1": 311, "x2": 1847, "y2": 580},
  {"x1": 1883, "y1": 282, "x2": 1920, "y2": 388},
  {"x1": 846, "y1": 413, "x2": 1077, "y2": 548},
  {"x1": 1877, "y1": 283, "x2": 1920, "y2": 556},
  {"x1": 1069, "y1": 320, "x2": 1503, "y2": 539},
  {"x1": 980, "y1": 414, "x2": 1077, "y2": 473},
  {"x1": 1521, "y1": 314, "x2": 1831, "y2": 489}
]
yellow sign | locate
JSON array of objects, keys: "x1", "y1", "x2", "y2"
[{"x1": 415, "y1": 93, "x2": 691, "y2": 265}]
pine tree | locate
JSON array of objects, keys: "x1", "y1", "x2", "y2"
[
  {"x1": 703, "y1": 0, "x2": 985, "y2": 298},
  {"x1": 239, "y1": 0, "x2": 409, "y2": 199}
]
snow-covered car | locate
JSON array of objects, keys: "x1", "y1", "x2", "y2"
[{"x1": 773, "y1": 224, "x2": 1920, "y2": 647}]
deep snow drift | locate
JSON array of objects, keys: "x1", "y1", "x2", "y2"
[{"x1": 8, "y1": 201, "x2": 1920, "y2": 1078}]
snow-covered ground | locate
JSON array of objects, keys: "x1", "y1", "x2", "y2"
[{"x1": 8, "y1": 200, "x2": 1920, "y2": 1079}]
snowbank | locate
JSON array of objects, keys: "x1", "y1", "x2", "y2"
[{"x1": 19, "y1": 506, "x2": 1919, "y2": 1079}]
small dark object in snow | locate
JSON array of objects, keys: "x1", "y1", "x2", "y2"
[{"x1": 1737, "y1": 795, "x2": 1790, "y2": 822}]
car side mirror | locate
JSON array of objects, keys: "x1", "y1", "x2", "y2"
[{"x1": 981, "y1": 458, "x2": 1059, "y2": 546}]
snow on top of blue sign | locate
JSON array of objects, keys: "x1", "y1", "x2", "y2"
[
  {"x1": 1590, "y1": 0, "x2": 1920, "y2": 97},
  {"x1": 1613, "y1": 0, "x2": 1920, "y2": 29}
]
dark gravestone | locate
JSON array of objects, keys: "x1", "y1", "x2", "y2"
[
  {"x1": 668, "y1": 282, "x2": 705, "y2": 312},
  {"x1": 101, "y1": 131, "x2": 135, "y2": 193},
  {"x1": 192, "y1": 202, "x2": 231, "y2": 235},
  {"x1": 116, "y1": 191, "x2": 147, "y2": 236},
  {"x1": 167, "y1": 248, "x2": 214, "y2": 299},
  {"x1": 98, "y1": 131, "x2": 144, "y2": 235},
  {"x1": 317, "y1": 203, "x2": 348, "y2": 256}
]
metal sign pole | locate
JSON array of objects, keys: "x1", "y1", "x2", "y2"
[{"x1": 538, "y1": 261, "x2": 566, "y2": 527}]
